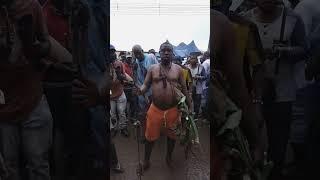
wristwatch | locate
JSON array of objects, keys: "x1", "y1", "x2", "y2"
[{"x1": 252, "y1": 98, "x2": 263, "y2": 105}]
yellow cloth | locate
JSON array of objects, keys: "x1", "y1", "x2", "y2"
[
  {"x1": 182, "y1": 68, "x2": 192, "y2": 84},
  {"x1": 232, "y1": 23, "x2": 263, "y2": 68}
]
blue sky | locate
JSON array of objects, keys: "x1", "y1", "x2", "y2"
[{"x1": 110, "y1": 0, "x2": 210, "y2": 51}]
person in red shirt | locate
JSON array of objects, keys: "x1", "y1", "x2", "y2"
[
  {"x1": 123, "y1": 53, "x2": 133, "y2": 77},
  {"x1": 0, "y1": 0, "x2": 52, "y2": 179},
  {"x1": 122, "y1": 53, "x2": 137, "y2": 121}
]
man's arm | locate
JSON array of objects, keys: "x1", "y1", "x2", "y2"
[
  {"x1": 198, "y1": 66, "x2": 207, "y2": 81},
  {"x1": 277, "y1": 13, "x2": 307, "y2": 62},
  {"x1": 34, "y1": 1, "x2": 51, "y2": 57},
  {"x1": 247, "y1": 25, "x2": 265, "y2": 99},
  {"x1": 179, "y1": 67, "x2": 192, "y2": 110},
  {"x1": 220, "y1": 13, "x2": 259, "y2": 147},
  {"x1": 294, "y1": 1, "x2": 312, "y2": 36},
  {"x1": 140, "y1": 66, "x2": 153, "y2": 94},
  {"x1": 222, "y1": 17, "x2": 251, "y2": 109}
]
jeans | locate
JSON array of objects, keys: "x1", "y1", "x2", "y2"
[
  {"x1": 0, "y1": 95, "x2": 53, "y2": 180},
  {"x1": 110, "y1": 92, "x2": 128, "y2": 130}
]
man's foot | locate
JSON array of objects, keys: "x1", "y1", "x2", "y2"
[
  {"x1": 121, "y1": 128, "x2": 130, "y2": 137},
  {"x1": 111, "y1": 163, "x2": 124, "y2": 173},
  {"x1": 142, "y1": 160, "x2": 150, "y2": 171}
]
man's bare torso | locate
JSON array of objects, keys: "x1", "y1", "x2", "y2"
[{"x1": 150, "y1": 63, "x2": 182, "y2": 110}]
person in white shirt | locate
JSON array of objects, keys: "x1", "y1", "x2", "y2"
[
  {"x1": 187, "y1": 56, "x2": 207, "y2": 119},
  {"x1": 201, "y1": 52, "x2": 210, "y2": 119},
  {"x1": 245, "y1": 0, "x2": 307, "y2": 178}
]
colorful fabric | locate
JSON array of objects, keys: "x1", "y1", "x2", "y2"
[
  {"x1": 145, "y1": 103, "x2": 181, "y2": 141},
  {"x1": 110, "y1": 60, "x2": 125, "y2": 100},
  {"x1": 123, "y1": 62, "x2": 133, "y2": 77}
]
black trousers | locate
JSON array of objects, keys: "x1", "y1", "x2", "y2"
[
  {"x1": 192, "y1": 93, "x2": 202, "y2": 117},
  {"x1": 305, "y1": 82, "x2": 320, "y2": 178},
  {"x1": 263, "y1": 102, "x2": 292, "y2": 175}
]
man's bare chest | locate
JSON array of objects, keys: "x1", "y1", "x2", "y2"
[{"x1": 152, "y1": 66, "x2": 179, "y2": 83}]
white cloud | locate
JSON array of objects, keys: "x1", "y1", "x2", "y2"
[{"x1": 110, "y1": 0, "x2": 209, "y2": 52}]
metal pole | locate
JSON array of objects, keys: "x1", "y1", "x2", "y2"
[{"x1": 134, "y1": 120, "x2": 142, "y2": 180}]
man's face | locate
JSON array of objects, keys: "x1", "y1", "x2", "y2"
[
  {"x1": 126, "y1": 57, "x2": 132, "y2": 64},
  {"x1": 110, "y1": 49, "x2": 117, "y2": 62},
  {"x1": 160, "y1": 44, "x2": 174, "y2": 64},
  {"x1": 133, "y1": 49, "x2": 144, "y2": 61},
  {"x1": 190, "y1": 57, "x2": 197, "y2": 65},
  {"x1": 256, "y1": 0, "x2": 280, "y2": 12},
  {"x1": 120, "y1": 55, "x2": 126, "y2": 62}
]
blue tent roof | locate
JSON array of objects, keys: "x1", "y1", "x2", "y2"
[{"x1": 172, "y1": 40, "x2": 201, "y2": 58}]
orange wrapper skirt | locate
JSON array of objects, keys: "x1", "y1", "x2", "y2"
[{"x1": 145, "y1": 103, "x2": 181, "y2": 141}]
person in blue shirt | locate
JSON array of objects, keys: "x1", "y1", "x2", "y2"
[{"x1": 132, "y1": 44, "x2": 158, "y2": 141}]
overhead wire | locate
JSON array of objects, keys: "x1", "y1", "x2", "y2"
[{"x1": 110, "y1": 2, "x2": 209, "y2": 15}]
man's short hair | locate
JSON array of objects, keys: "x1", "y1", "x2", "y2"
[{"x1": 160, "y1": 41, "x2": 174, "y2": 51}]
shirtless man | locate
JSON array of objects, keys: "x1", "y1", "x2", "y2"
[
  {"x1": 137, "y1": 41, "x2": 192, "y2": 170},
  {"x1": 211, "y1": 9, "x2": 262, "y2": 179}
]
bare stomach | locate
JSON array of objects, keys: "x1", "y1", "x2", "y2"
[{"x1": 151, "y1": 82, "x2": 178, "y2": 110}]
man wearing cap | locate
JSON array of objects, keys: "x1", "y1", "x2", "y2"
[
  {"x1": 110, "y1": 45, "x2": 132, "y2": 137},
  {"x1": 148, "y1": 49, "x2": 156, "y2": 56},
  {"x1": 108, "y1": 45, "x2": 126, "y2": 173},
  {"x1": 123, "y1": 53, "x2": 133, "y2": 78},
  {"x1": 137, "y1": 41, "x2": 192, "y2": 170}
]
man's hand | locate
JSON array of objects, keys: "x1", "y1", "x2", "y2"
[
  {"x1": 72, "y1": 78, "x2": 101, "y2": 108},
  {"x1": 132, "y1": 86, "x2": 141, "y2": 96}
]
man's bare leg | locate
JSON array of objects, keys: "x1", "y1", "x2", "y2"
[
  {"x1": 166, "y1": 138, "x2": 176, "y2": 166},
  {"x1": 143, "y1": 140, "x2": 154, "y2": 170}
]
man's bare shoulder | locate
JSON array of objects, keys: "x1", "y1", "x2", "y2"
[
  {"x1": 211, "y1": 9, "x2": 234, "y2": 38},
  {"x1": 172, "y1": 63, "x2": 182, "y2": 70},
  {"x1": 149, "y1": 63, "x2": 159, "y2": 71},
  {"x1": 211, "y1": 10, "x2": 232, "y2": 26}
]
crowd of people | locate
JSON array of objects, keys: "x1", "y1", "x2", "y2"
[
  {"x1": 212, "y1": 0, "x2": 320, "y2": 180},
  {"x1": 109, "y1": 43, "x2": 211, "y2": 173}
]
